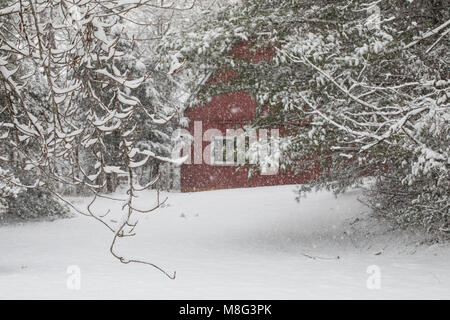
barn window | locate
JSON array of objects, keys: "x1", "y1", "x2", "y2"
[{"x1": 211, "y1": 136, "x2": 239, "y2": 166}]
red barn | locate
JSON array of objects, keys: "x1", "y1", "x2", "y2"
[{"x1": 180, "y1": 43, "x2": 318, "y2": 192}]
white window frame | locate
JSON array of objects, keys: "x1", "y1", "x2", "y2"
[{"x1": 210, "y1": 136, "x2": 238, "y2": 166}]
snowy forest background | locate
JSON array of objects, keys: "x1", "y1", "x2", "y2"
[{"x1": 0, "y1": 0, "x2": 448, "y2": 274}]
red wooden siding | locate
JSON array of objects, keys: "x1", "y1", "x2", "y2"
[{"x1": 180, "y1": 43, "x2": 318, "y2": 192}]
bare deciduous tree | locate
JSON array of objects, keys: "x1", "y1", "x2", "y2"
[{"x1": 0, "y1": 0, "x2": 196, "y2": 278}]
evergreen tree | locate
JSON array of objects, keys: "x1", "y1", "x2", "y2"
[{"x1": 162, "y1": 0, "x2": 449, "y2": 238}]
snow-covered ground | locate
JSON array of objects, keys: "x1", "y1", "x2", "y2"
[{"x1": 1, "y1": 185, "x2": 449, "y2": 299}]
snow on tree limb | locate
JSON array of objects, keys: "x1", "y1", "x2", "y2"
[{"x1": 0, "y1": 0, "x2": 197, "y2": 278}]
